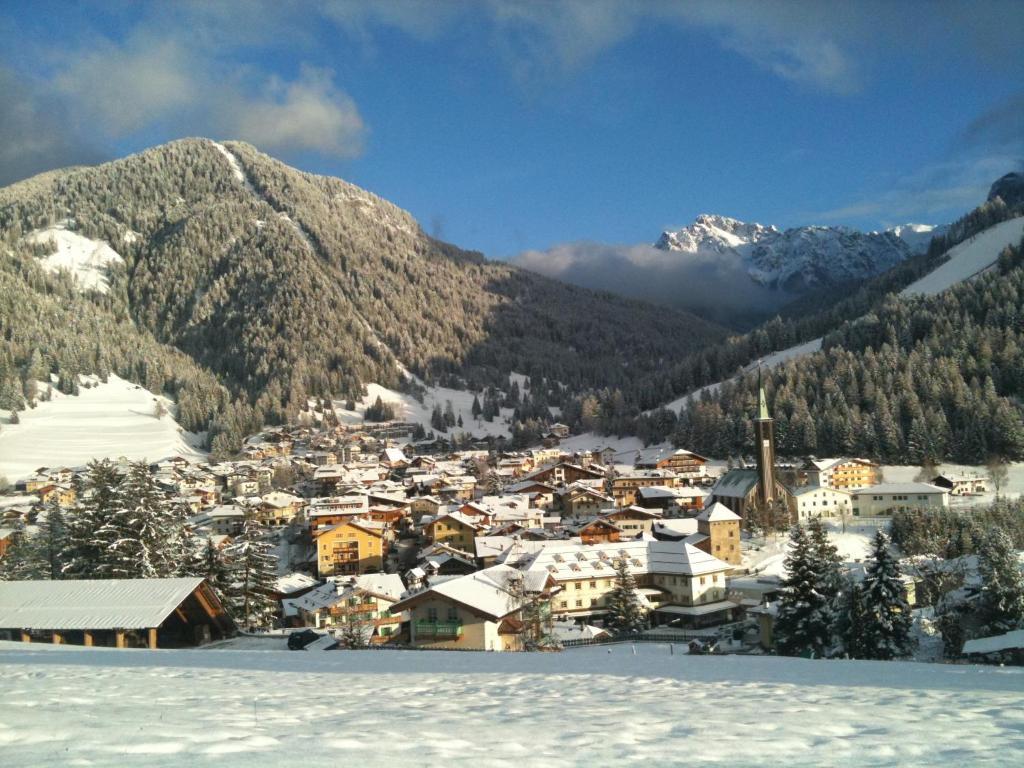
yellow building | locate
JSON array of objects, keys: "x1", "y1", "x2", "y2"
[
  {"x1": 426, "y1": 511, "x2": 482, "y2": 552},
  {"x1": 315, "y1": 519, "x2": 385, "y2": 577}
]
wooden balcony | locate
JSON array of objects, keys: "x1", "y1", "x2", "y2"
[{"x1": 415, "y1": 620, "x2": 463, "y2": 638}]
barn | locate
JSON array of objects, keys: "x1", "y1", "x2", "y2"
[{"x1": 0, "y1": 578, "x2": 235, "y2": 648}]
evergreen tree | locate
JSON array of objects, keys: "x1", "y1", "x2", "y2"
[
  {"x1": 62, "y1": 460, "x2": 121, "y2": 578},
  {"x1": 604, "y1": 556, "x2": 646, "y2": 634},
  {"x1": 34, "y1": 501, "x2": 67, "y2": 580},
  {"x1": 0, "y1": 525, "x2": 37, "y2": 580},
  {"x1": 225, "y1": 517, "x2": 279, "y2": 630},
  {"x1": 471, "y1": 395, "x2": 482, "y2": 419},
  {"x1": 807, "y1": 518, "x2": 844, "y2": 653},
  {"x1": 774, "y1": 525, "x2": 832, "y2": 658},
  {"x1": 183, "y1": 535, "x2": 233, "y2": 598},
  {"x1": 977, "y1": 526, "x2": 1024, "y2": 635},
  {"x1": 849, "y1": 531, "x2": 914, "y2": 660}
]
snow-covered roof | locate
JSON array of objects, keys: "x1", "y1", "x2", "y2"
[
  {"x1": 395, "y1": 565, "x2": 525, "y2": 620},
  {"x1": 962, "y1": 629, "x2": 1024, "y2": 655},
  {"x1": 850, "y1": 483, "x2": 946, "y2": 495},
  {"x1": 696, "y1": 502, "x2": 741, "y2": 522},
  {"x1": 0, "y1": 578, "x2": 205, "y2": 630}
]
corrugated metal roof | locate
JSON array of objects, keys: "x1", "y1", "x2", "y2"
[{"x1": 0, "y1": 578, "x2": 204, "y2": 630}]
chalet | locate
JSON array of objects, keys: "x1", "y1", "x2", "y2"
[
  {"x1": 284, "y1": 573, "x2": 405, "y2": 643},
  {"x1": 805, "y1": 458, "x2": 881, "y2": 490},
  {"x1": 525, "y1": 462, "x2": 605, "y2": 487},
  {"x1": 258, "y1": 491, "x2": 305, "y2": 526},
  {"x1": 188, "y1": 504, "x2": 246, "y2": 536},
  {"x1": 635, "y1": 484, "x2": 707, "y2": 512},
  {"x1": 559, "y1": 484, "x2": 615, "y2": 518},
  {"x1": 307, "y1": 495, "x2": 370, "y2": 529},
  {"x1": 547, "y1": 422, "x2": 570, "y2": 439},
  {"x1": 611, "y1": 470, "x2": 678, "y2": 507},
  {"x1": 0, "y1": 578, "x2": 234, "y2": 648},
  {"x1": 315, "y1": 519, "x2": 386, "y2": 577},
  {"x1": 569, "y1": 518, "x2": 622, "y2": 545},
  {"x1": 392, "y1": 565, "x2": 555, "y2": 652},
  {"x1": 656, "y1": 449, "x2": 710, "y2": 482},
  {"x1": 931, "y1": 474, "x2": 988, "y2": 496},
  {"x1": 849, "y1": 483, "x2": 949, "y2": 516},
  {"x1": 600, "y1": 506, "x2": 662, "y2": 537}
]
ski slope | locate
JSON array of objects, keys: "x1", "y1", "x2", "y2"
[
  {"x1": 900, "y1": 216, "x2": 1024, "y2": 297},
  {"x1": 0, "y1": 642, "x2": 1020, "y2": 767},
  {"x1": 0, "y1": 375, "x2": 206, "y2": 482}
]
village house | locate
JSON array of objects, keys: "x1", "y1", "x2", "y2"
[
  {"x1": 257, "y1": 491, "x2": 305, "y2": 526},
  {"x1": 315, "y1": 518, "x2": 387, "y2": 577},
  {"x1": 611, "y1": 470, "x2": 679, "y2": 507},
  {"x1": 569, "y1": 517, "x2": 623, "y2": 545},
  {"x1": 558, "y1": 483, "x2": 615, "y2": 519},
  {"x1": 284, "y1": 573, "x2": 405, "y2": 643},
  {"x1": 930, "y1": 473, "x2": 989, "y2": 496},
  {"x1": 426, "y1": 511, "x2": 484, "y2": 552},
  {"x1": 599, "y1": 506, "x2": 662, "y2": 537},
  {"x1": 656, "y1": 449, "x2": 711, "y2": 482},
  {"x1": 634, "y1": 484, "x2": 707, "y2": 513},
  {"x1": 391, "y1": 565, "x2": 555, "y2": 651}
]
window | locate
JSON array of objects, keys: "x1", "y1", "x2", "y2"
[
  {"x1": 700, "y1": 576, "x2": 706, "y2": 585},
  {"x1": 575, "y1": 600, "x2": 582, "y2": 607},
  {"x1": 589, "y1": 581, "x2": 597, "y2": 589},
  {"x1": 574, "y1": 582, "x2": 582, "y2": 590},
  {"x1": 447, "y1": 607, "x2": 459, "y2": 622},
  {"x1": 559, "y1": 600, "x2": 567, "y2": 609},
  {"x1": 427, "y1": 607, "x2": 438, "y2": 622}
]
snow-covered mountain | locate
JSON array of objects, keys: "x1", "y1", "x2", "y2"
[{"x1": 654, "y1": 214, "x2": 945, "y2": 292}]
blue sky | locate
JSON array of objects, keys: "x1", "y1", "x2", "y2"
[{"x1": 1, "y1": 1, "x2": 1022, "y2": 259}]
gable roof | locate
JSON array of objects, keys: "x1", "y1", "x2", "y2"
[{"x1": 0, "y1": 578, "x2": 207, "y2": 630}]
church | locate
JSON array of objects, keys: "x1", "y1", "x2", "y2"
[{"x1": 708, "y1": 374, "x2": 793, "y2": 525}]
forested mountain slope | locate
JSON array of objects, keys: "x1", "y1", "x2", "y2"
[{"x1": 0, "y1": 139, "x2": 725, "y2": 453}]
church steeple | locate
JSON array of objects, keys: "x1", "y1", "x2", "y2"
[
  {"x1": 756, "y1": 367, "x2": 771, "y2": 421},
  {"x1": 753, "y1": 365, "x2": 776, "y2": 508}
]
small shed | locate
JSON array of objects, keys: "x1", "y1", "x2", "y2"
[{"x1": 0, "y1": 577, "x2": 235, "y2": 649}]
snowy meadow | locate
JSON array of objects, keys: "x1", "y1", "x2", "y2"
[{"x1": 1, "y1": 642, "x2": 1021, "y2": 767}]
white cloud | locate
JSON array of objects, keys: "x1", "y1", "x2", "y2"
[{"x1": 221, "y1": 67, "x2": 365, "y2": 157}]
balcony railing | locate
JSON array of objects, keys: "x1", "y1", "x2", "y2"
[{"x1": 415, "y1": 620, "x2": 463, "y2": 638}]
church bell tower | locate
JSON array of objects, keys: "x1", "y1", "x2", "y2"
[{"x1": 754, "y1": 368, "x2": 776, "y2": 509}]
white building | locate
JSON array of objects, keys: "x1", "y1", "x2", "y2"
[
  {"x1": 789, "y1": 485, "x2": 853, "y2": 521},
  {"x1": 850, "y1": 483, "x2": 948, "y2": 516}
]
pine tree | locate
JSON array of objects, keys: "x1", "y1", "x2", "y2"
[
  {"x1": 774, "y1": 525, "x2": 832, "y2": 658},
  {"x1": 0, "y1": 525, "x2": 38, "y2": 580},
  {"x1": 807, "y1": 518, "x2": 844, "y2": 654},
  {"x1": 977, "y1": 526, "x2": 1024, "y2": 635},
  {"x1": 849, "y1": 531, "x2": 914, "y2": 660},
  {"x1": 604, "y1": 556, "x2": 646, "y2": 635},
  {"x1": 63, "y1": 460, "x2": 121, "y2": 578},
  {"x1": 225, "y1": 517, "x2": 279, "y2": 630},
  {"x1": 34, "y1": 501, "x2": 67, "y2": 579},
  {"x1": 183, "y1": 535, "x2": 233, "y2": 598}
]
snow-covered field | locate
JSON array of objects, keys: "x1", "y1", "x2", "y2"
[
  {"x1": 883, "y1": 463, "x2": 1024, "y2": 509},
  {"x1": 334, "y1": 375, "x2": 522, "y2": 439},
  {"x1": 0, "y1": 375, "x2": 205, "y2": 482},
  {"x1": 0, "y1": 642, "x2": 1020, "y2": 767},
  {"x1": 24, "y1": 224, "x2": 125, "y2": 294},
  {"x1": 900, "y1": 216, "x2": 1024, "y2": 297}
]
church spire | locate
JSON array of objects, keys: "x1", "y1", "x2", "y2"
[{"x1": 756, "y1": 365, "x2": 770, "y2": 421}]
